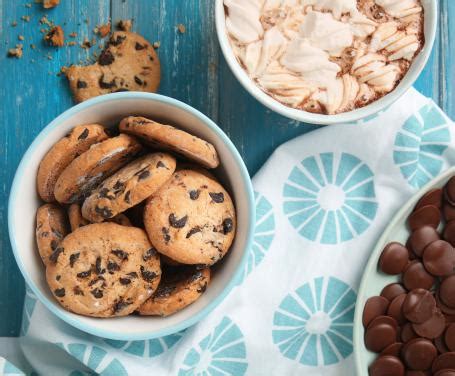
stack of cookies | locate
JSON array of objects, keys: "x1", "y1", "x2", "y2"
[{"x1": 35, "y1": 116, "x2": 236, "y2": 318}]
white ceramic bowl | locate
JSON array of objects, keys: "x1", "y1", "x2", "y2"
[
  {"x1": 8, "y1": 92, "x2": 255, "y2": 340},
  {"x1": 215, "y1": 0, "x2": 437, "y2": 125},
  {"x1": 353, "y1": 166, "x2": 455, "y2": 374}
]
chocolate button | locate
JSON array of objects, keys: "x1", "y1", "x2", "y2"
[
  {"x1": 446, "y1": 177, "x2": 455, "y2": 205},
  {"x1": 379, "y1": 242, "x2": 409, "y2": 275},
  {"x1": 406, "y1": 371, "x2": 430, "y2": 376},
  {"x1": 401, "y1": 322, "x2": 418, "y2": 343},
  {"x1": 437, "y1": 293, "x2": 455, "y2": 315},
  {"x1": 387, "y1": 294, "x2": 407, "y2": 325},
  {"x1": 380, "y1": 342, "x2": 403, "y2": 357},
  {"x1": 402, "y1": 338, "x2": 437, "y2": 371},
  {"x1": 369, "y1": 355, "x2": 405, "y2": 376},
  {"x1": 432, "y1": 353, "x2": 455, "y2": 373},
  {"x1": 408, "y1": 205, "x2": 441, "y2": 231},
  {"x1": 381, "y1": 283, "x2": 407, "y2": 301},
  {"x1": 444, "y1": 203, "x2": 455, "y2": 222},
  {"x1": 415, "y1": 188, "x2": 443, "y2": 210},
  {"x1": 435, "y1": 332, "x2": 450, "y2": 354},
  {"x1": 412, "y1": 308, "x2": 446, "y2": 339},
  {"x1": 403, "y1": 261, "x2": 435, "y2": 290},
  {"x1": 403, "y1": 289, "x2": 436, "y2": 324},
  {"x1": 444, "y1": 221, "x2": 455, "y2": 247},
  {"x1": 435, "y1": 370, "x2": 455, "y2": 376},
  {"x1": 445, "y1": 324, "x2": 455, "y2": 351},
  {"x1": 363, "y1": 296, "x2": 390, "y2": 327},
  {"x1": 441, "y1": 276, "x2": 455, "y2": 308},
  {"x1": 422, "y1": 240, "x2": 455, "y2": 276},
  {"x1": 409, "y1": 226, "x2": 440, "y2": 257},
  {"x1": 365, "y1": 323, "x2": 397, "y2": 353},
  {"x1": 368, "y1": 315, "x2": 399, "y2": 331}
]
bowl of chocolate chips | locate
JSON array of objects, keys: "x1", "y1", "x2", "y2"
[{"x1": 354, "y1": 167, "x2": 455, "y2": 375}]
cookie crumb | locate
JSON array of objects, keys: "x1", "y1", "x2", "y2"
[
  {"x1": 117, "y1": 19, "x2": 132, "y2": 32},
  {"x1": 81, "y1": 37, "x2": 92, "y2": 49},
  {"x1": 39, "y1": 15, "x2": 52, "y2": 26},
  {"x1": 67, "y1": 41, "x2": 77, "y2": 46},
  {"x1": 18, "y1": 35, "x2": 25, "y2": 41},
  {"x1": 177, "y1": 24, "x2": 186, "y2": 34},
  {"x1": 69, "y1": 32, "x2": 77, "y2": 38},
  {"x1": 21, "y1": 15, "x2": 31, "y2": 22},
  {"x1": 30, "y1": 43, "x2": 36, "y2": 49},
  {"x1": 43, "y1": 0, "x2": 59, "y2": 8},
  {"x1": 7, "y1": 44, "x2": 23, "y2": 58},
  {"x1": 11, "y1": 21, "x2": 18, "y2": 27},
  {"x1": 153, "y1": 41, "x2": 160, "y2": 49},
  {"x1": 45, "y1": 25, "x2": 64, "y2": 47},
  {"x1": 25, "y1": 3, "x2": 32, "y2": 8},
  {"x1": 46, "y1": 53, "x2": 53, "y2": 60},
  {"x1": 96, "y1": 23, "x2": 111, "y2": 38}
]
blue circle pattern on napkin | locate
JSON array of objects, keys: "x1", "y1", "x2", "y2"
[
  {"x1": 178, "y1": 317, "x2": 247, "y2": 376},
  {"x1": 272, "y1": 276, "x2": 356, "y2": 367},
  {"x1": 283, "y1": 152, "x2": 377, "y2": 244},
  {"x1": 237, "y1": 191, "x2": 275, "y2": 285},
  {"x1": 55, "y1": 342, "x2": 127, "y2": 375},
  {"x1": 103, "y1": 331, "x2": 185, "y2": 358},
  {"x1": 394, "y1": 103, "x2": 450, "y2": 188},
  {"x1": 20, "y1": 286, "x2": 37, "y2": 336}
]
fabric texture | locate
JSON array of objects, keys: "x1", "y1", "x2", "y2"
[{"x1": 1, "y1": 88, "x2": 454, "y2": 375}]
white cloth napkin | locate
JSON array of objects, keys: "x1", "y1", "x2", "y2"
[{"x1": 2, "y1": 88, "x2": 454, "y2": 376}]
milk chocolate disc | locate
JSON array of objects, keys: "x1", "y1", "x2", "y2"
[
  {"x1": 408, "y1": 205, "x2": 441, "y2": 231},
  {"x1": 443, "y1": 203, "x2": 455, "y2": 222},
  {"x1": 380, "y1": 342, "x2": 403, "y2": 357},
  {"x1": 422, "y1": 240, "x2": 455, "y2": 276},
  {"x1": 387, "y1": 294, "x2": 407, "y2": 325},
  {"x1": 435, "y1": 331, "x2": 450, "y2": 354},
  {"x1": 368, "y1": 315, "x2": 399, "y2": 331},
  {"x1": 381, "y1": 283, "x2": 407, "y2": 301},
  {"x1": 440, "y1": 276, "x2": 455, "y2": 308},
  {"x1": 369, "y1": 355, "x2": 405, "y2": 376},
  {"x1": 402, "y1": 338, "x2": 437, "y2": 371},
  {"x1": 402, "y1": 261, "x2": 435, "y2": 291},
  {"x1": 409, "y1": 226, "x2": 440, "y2": 257},
  {"x1": 445, "y1": 324, "x2": 455, "y2": 352},
  {"x1": 363, "y1": 296, "x2": 390, "y2": 327},
  {"x1": 379, "y1": 242, "x2": 409, "y2": 275},
  {"x1": 437, "y1": 293, "x2": 455, "y2": 315},
  {"x1": 415, "y1": 188, "x2": 443, "y2": 210},
  {"x1": 445, "y1": 177, "x2": 455, "y2": 205},
  {"x1": 432, "y1": 353, "x2": 455, "y2": 373},
  {"x1": 435, "y1": 370, "x2": 455, "y2": 376},
  {"x1": 365, "y1": 323, "x2": 397, "y2": 353},
  {"x1": 412, "y1": 308, "x2": 446, "y2": 339},
  {"x1": 401, "y1": 322, "x2": 418, "y2": 343},
  {"x1": 444, "y1": 221, "x2": 455, "y2": 247},
  {"x1": 403, "y1": 289, "x2": 436, "y2": 324}
]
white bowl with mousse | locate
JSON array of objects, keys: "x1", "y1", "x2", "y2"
[{"x1": 216, "y1": 0, "x2": 437, "y2": 125}]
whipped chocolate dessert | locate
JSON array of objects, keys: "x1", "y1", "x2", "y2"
[{"x1": 224, "y1": 0, "x2": 424, "y2": 115}]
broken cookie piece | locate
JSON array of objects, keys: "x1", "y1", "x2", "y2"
[
  {"x1": 43, "y1": 0, "x2": 60, "y2": 9},
  {"x1": 7, "y1": 44, "x2": 23, "y2": 58},
  {"x1": 45, "y1": 26, "x2": 64, "y2": 47},
  {"x1": 65, "y1": 31, "x2": 160, "y2": 103},
  {"x1": 117, "y1": 19, "x2": 132, "y2": 32}
]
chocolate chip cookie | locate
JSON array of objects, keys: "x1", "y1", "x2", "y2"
[
  {"x1": 54, "y1": 134, "x2": 143, "y2": 204},
  {"x1": 119, "y1": 116, "x2": 220, "y2": 169},
  {"x1": 66, "y1": 31, "x2": 160, "y2": 103},
  {"x1": 138, "y1": 266, "x2": 210, "y2": 317},
  {"x1": 144, "y1": 169, "x2": 236, "y2": 265},
  {"x1": 36, "y1": 204, "x2": 70, "y2": 265},
  {"x1": 82, "y1": 153, "x2": 176, "y2": 222},
  {"x1": 69, "y1": 203, "x2": 132, "y2": 230},
  {"x1": 37, "y1": 124, "x2": 108, "y2": 202},
  {"x1": 46, "y1": 223, "x2": 161, "y2": 317}
]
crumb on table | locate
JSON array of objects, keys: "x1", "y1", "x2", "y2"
[
  {"x1": 177, "y1": 24, "x2": 186, "y2": 33},
  {"x1": 43, "y1": 0, "x2": 60, "y2": 9},
  {"x1": 18, "y1": 35, "x2": 25, "y2": 41},
  {"x1": 153, "y1": 41, "x2": 160, "y2": 49},
  {"x1": 7, "y1": 44, "x2": 23, "y2": 58},
  {"x1": 96, "y1": 23, "x2": 111, "y2": 38},
  {"x1": 21, "y1": 15, "x2": 31, "y2": 22},
  {"x1": 44, "y1": 25, "x2": 64, "y2": 47}
]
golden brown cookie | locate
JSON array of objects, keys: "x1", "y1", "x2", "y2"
[
  {"x1": 54, "y1": 134, "x2": 143, "y2": 204},
  {"x1": 46, "y1": 223, "x2": 161, "y2": 317},
  {"x1": 81, "y1": 153, "x2": 176, "y2": 222},
  {"x1": 119, "y1": 116, "x2": 220, "y2": 169},
  {"x1": 66, "y1": 31, "x2": 160, "y2": 103},
  {"x1": 36, "y1": 204, "x2": 70, "y2": 265},
  {"x1": 37, "y1": 124, "x2": 108, "y2": 202},
  {"x1": 138, "y1": 266, "x2": 210, "y2": 317},
  {"x1": 144, "y1": 169, "x2": 236, "y2": 265}
]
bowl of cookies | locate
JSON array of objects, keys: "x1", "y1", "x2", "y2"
[
  {"x1": 216, "y1": 0, "x2": 437, "y2": 124},
  {"x1": 8, "y1": 92, "x2": 255, "y2": 340}
]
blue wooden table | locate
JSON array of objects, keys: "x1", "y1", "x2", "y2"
[{"x1": 0, "y1": 0, "x2": 454, "y2": 337}]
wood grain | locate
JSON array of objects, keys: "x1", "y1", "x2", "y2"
[{"x1": 0, "y1": 0, "x2": 452, "y2": 336}]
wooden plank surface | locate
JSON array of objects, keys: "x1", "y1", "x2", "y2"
[{"x1": 0, "y1": 0, "x2": 452, "y2": 336}]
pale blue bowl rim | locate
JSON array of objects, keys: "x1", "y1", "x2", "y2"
[{"x1": 8, "y1": 92, "x2": 255, "y2": 341}]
